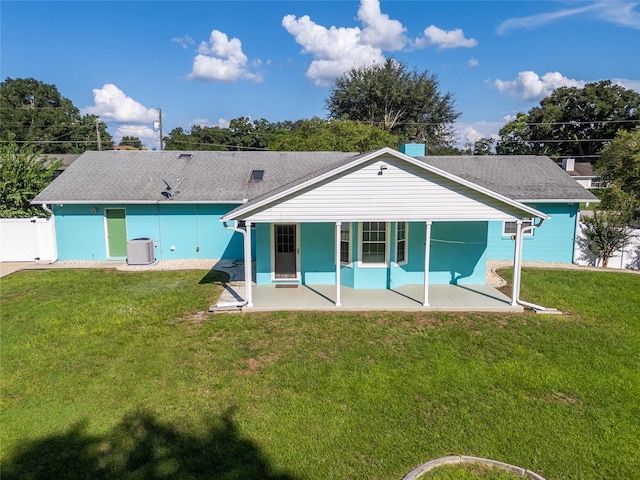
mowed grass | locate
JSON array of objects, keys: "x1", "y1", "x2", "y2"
[{"x1": 1, "y1": 268, "x2": 639, "y2": 479}]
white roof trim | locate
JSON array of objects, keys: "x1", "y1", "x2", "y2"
[
  {"x1": 517, "y1": 198, "x2": 600, "y2": 204},
  {"x1": 221, "y1": 147, "x2": 549, "y2": 222},
  {"x1": 32, "y1": 200, "x2": 247, "y2": 205}
]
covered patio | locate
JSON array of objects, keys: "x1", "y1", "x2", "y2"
[{"x1": 215, "y1": 281, "x2": 523, "y2": 312}]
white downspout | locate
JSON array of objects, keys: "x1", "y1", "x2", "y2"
[
  {"x1": 513, "y1": 218, "x2": 548, "y2": 311},
  {"x1": 220, "y1": 220, "x2": 251, "y2": 308},
  {"x1": 41, "y1": 203, "x2": 58, "y2": 263},
  {"x1": 335, "y1": 221, "x2": 342, "y2": 307}
]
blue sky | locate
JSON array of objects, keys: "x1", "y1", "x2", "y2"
[{"x1": 2, "y1": 0, "x2": 639, "y2": 149}]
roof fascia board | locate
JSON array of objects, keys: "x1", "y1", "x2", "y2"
[
  {"x1": 517, "y1": 198, "x2": 600, "y2": 203},
  {"x1": 32, "y1": 200, "x2": 246, "y2": 205},
  {"x1": 222, "y1": 147, "x2": 548, "y2": 222}
]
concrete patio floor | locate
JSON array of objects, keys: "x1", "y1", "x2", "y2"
[{"x1": 216, "y1": 282, "x2": 523, "y2": 313}]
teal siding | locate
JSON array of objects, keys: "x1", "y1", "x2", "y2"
[
  {"x1": 255, "y1": 223, "x2": 272, "y2": 285},
  {"x1": 301, "y1": 223, "x2": 335, "y2": 285},
  {"x1": 388, "y1": 222, "x2": 487, "y2": 287},
  {"x1": 254, "y1": 221, "x2": 487, "y2": 288},
  {"x1": 485, "y1": 203, "x2": 579, "y2": 262},
  {"x1": 53, "y1": 203, "x2": 244, "y2": 261}
]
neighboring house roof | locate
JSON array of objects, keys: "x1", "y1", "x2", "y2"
[
  {"x1": 33, "y1": 149, "x2": 599, "y2": 207},
  {"x1": 560, "y1": 161, "x2": 600, "y2": 179}
]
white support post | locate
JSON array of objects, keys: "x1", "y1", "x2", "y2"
[
  {"x1": 335, "y1": 221, "x2": 342, "y2": 307},
  {"x1": 244, "y1": 221, "x2": 253, "y2": 308},
  {"x1": 423, "y1": 221, "x2": 432, "y2": 307},
  {"x1": 511, "y1": 220, "x2": 523, "y2": 307}
]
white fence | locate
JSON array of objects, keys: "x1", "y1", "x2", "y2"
[
  {"x1": 574, "y1": 222, "x2": 640, "y2": 270},
  {"x1": 0, "y1": 217, "x2": 57, "y2": 262}
]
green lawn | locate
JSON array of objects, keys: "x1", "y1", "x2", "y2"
[{"x1": 1, "y1": 267, "x2": 639, "y2": 479}]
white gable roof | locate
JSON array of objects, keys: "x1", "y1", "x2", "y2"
[{"x1": 222, "y1": 148, "x2": 548, "y2": 223}]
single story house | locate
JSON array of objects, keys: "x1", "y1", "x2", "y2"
[
  {"x1": 559, "y1": 157, "x2": 603, "y2": 189},
  {"x1": 33, "y1": 145, "x2": 597, "y2": 309}
]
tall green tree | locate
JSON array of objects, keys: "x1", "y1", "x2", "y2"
[
  {"x1": 164, "y1": 125, "x2": 231, "y2": 151},
  {"x1": 119, "y1": 136, "x2": 143, "y2": 149},
  {"x1": 496, "y1": 81, "x2": 640, "y2": 159},
  {"x1": 0, "y1": 135, "x2": 62, "y2": 217},
  {"x1": 0, "y1": 77, "x2": 112, "y2": 153},
  {"x1": 325, "y1": 59, "x2": 460, "y2": 147},
  {"x1": 595, "y1": 126, "x2": 640, "y2": 213},
  {"x1": 268, "y1": 117, "x2": 399, "y2": 152}
]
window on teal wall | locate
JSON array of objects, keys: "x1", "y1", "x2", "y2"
[
  {"x1": 503, "y1": 219, "x2": 534, "y2": 236},
  {"x1": 360, "y1": 221, "x2": 387, "y2": 265},
  {"x1": 340, "y1": 223, "x2": 351, "y2": 264},
  {"x1": 395, "y1": 221, "x2": 408, "y2": 265}
]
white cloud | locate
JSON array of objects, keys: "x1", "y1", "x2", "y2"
[
  {"x1": 357, "y1": 0, "x2": 408, "y2": 51},
  {"x1": 611, "y1": 78, "x2": 640, "y2": 93},
  {"x1": 191, "y1": 118, "x2": 230, "y2": 128},
  {"x1": 172, "y1": 35, "x2": 195, "y2": 49},
  {"x1": 497, "y1": 1, "x2": 640, "y2": 35},
  {"x1": 282, "y1": 13, "x2": 385, "y2": 86},
  {"x1": 282, "y1": 0, "x2": 413, "y2": 86},
  {"x1": 454, "y1": 121, "x2": 502, "y2": 149},
  {"x1": 114, "y1": 125, "x2": 160, "y2": 150},
  {"x1": 188, "y1": 30, "x2": 262, "y2": 82},
  {"x1": 494, "y1": 71, "x2": 585, "y2": 101},
  {"x1": 283, "y1": 0, "x2": 477, "y2": 86},
  {"x1": 83, "y1": 84, "x2": 158, "y2": 123},
  {"x1": 415, "y1": 25, "x2": 478, "y2": 49},
  {"x1": 468, "y1": 58, "x2": 479, "y2": 68}
]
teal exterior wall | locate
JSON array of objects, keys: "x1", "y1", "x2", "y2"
[
  {"x1": 485, "y1": 203, "x2": 579, "y2": 262},
  {"x1": 254, "y1": 221, "x2": 487, "y2": 287},
  {"x1": 52, "y1": 203, "x2": 245, "y2": 261}
]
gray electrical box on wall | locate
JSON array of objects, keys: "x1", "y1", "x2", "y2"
[{"x1": 126, "y1": 238, "x2": 155, "y2": 265}]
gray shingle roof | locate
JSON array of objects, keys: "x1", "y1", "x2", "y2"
[
  {"x1": 33, "y1": 150, "x2": 356, "y2": 204},
  {"x1": 33, "y1": 150, "x2": 598, "y2": 205},
  {"x1": 417, "y1": 155, "x2": 599, "y2": 202}
]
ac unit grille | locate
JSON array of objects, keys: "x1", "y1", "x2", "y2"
[{"x1": 126, "y1": 238, "x2": 155, "y2": 265}]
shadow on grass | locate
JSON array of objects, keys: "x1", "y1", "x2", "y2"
[
  {"x1": 199, "y1": 268, "x2": 229, "y2": 285},
  {"x1": 2, "y1": 408, "x2": 297, "y2": 480}
]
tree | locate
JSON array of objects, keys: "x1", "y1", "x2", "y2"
[
  {"x1": 325, "y1": 59, "x2": 460, "y2": 147},
  {"x1": 0, "y1": 77, "x2": 112, "y2": 153},
  {"x1": 581, "y1": 209, "x2": 633, "y2": 267},
  {"x1": 496, "y1": 81, "x2": 640, "y2": 159},
  {"x1": 119, "y1": 136, "x2": 143, "y2": 149},
  {"x1": 268, "y1": 117, "x2": 399, "y2": 152},
  {"x1": 0, "y1": 135, "x2": 62, "y2": 217},
  {"x1": 164, "y1": 125, "x2": 231, "y2": 151},
  {"x1": 595, "y1": 126, "x2": 640, "y2": 214},
  {"x1": 473, "y1": 138, "x2": 495, "y2": 155}
]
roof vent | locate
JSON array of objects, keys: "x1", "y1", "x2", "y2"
[
  {"x1": 250, "y1": 169, "x2": 264, "y2": 182},
  {"x1": 178, "y1": 153, "x2": 193, "y2": 159}
]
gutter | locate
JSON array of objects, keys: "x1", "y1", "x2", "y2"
[
  {"x1": 219, "y1": 221, "x2": 249, "y2": 308},
  {"x1": 514, "y1": 218, "x2": 548, "y2": 312}
]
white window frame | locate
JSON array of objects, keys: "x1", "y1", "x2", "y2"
[
  {"x1": 358, "y1": 221, "x2": 389, "y2": 267},
  {"x1": 340, "y1": 222, "x2": 352, "y2": 266},
  {"x1": 395, "y1": 221, "x2": 408, "y2": 266},
  {"x1": 503, "y1": 218, "x2": 534, "y2": 237}
]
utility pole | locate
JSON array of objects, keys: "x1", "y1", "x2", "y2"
[{"x1": 95, "y1": 117, "x2": 102, "y2": 151}]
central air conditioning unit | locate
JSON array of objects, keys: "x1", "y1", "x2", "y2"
[{"x1": 126, "y1": 238, "x2": 155, "y2": 265}]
